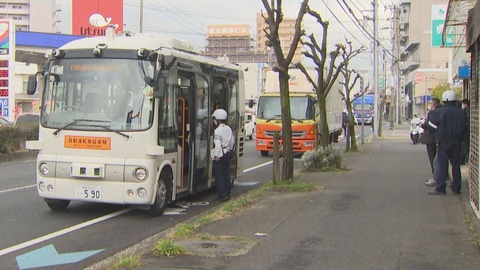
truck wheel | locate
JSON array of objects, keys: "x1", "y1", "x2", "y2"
[
  {"x1": 45, "y1": 199, "x2": 70, "y2": 211},
  {"x1": 261, "y1": 150, "x2": 268, "y2": 157},
  {"x1": 148, "y1": 171, "x2": 173, "y2": 216}
]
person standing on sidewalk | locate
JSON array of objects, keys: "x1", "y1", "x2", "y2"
[
  {"x1": 342, "y1": 110, "x2": 349, "y2": 136},
  {"x1": 427, "y1": 90, "x2": 467, "y2": 195},
  {"x1": 211, "y1": 109, "x2": 235, "y2": 201},
  {"x1": 461, "y1": 99, "x2": 470, "y2": 165},
  {"x1": 422, "y1": 98, "x2": 440, "y2": 186}
]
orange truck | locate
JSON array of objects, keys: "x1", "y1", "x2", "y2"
[{"x1": 255, "y1": 69, "x2": 343, "y2": 156}]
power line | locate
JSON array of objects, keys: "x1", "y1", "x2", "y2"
[
  {"x1": 338, "y1": 0, "x2": 397, "y2": 62},
  {"x1": 145, "y1": 0, "x2": 204, "y2": 35},
  {"x1": 319, "y1": 0, "x2": 368, "y2": 46}
]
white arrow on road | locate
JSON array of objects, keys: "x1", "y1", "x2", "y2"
[{"x1": 16, "y1": 244, "x2": 103, "y2": 270}]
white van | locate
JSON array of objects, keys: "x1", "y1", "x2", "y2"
[{"x1": 245, "y1": 113, "x2": 256, "y2": 140}]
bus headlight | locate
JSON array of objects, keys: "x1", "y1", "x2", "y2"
[
  {"x1": 47, "y1": 185, "x2": 54, "y2": 192},
  {"x1": 134, "y1": 168, "x2": 148, "y2": 181},
  {"x1": 127, "y1": 189, "x2": 134, "y2": 197},
  {"x1": 39, "y1": 163, "x2": 49, "y2": 175},
  {"x1": 137, "y1": 188, "x2": 147, "y2": 198}
]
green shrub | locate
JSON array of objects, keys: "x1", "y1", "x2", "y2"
[
  {"x1": 0, "y1": 126, "x2": 38, "y2": 154},
  {"x1": 300, "y1": 144, "x2": 343, "y2": 172}
]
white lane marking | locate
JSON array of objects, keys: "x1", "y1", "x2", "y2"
[
  {"x1": 0, "y1": 208, "x2": 131, "y2": 257},
  {"x1": 0, "y1": 160, "x2": 270, "y2": 256},
  {"x1": 0, "y1": 184, "x2": 36, "y2": 194},
  {"x1": 243, "y1": 160, "x2": 272, "y2": 173}
]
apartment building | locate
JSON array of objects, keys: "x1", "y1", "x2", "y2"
[
  {"x1": 0, "y1": 0, "x2": 61, "y2": 32},
  {"x1": 256, "y1": 12, "x2": 303, "y2": 64},
  {"x1": 399, "y1": 0, "x2": 451, "y2": 119}
]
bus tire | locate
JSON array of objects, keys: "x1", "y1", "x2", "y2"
[
  {"x1": 45, "y1": 199, "x2": 70, "y2": 211},
  {"x1": 148, "y1": 171, "x2": 172, "y2": 216},
  {"x1": 261, "y1": 150, "x2": 268, "y2": 157}
]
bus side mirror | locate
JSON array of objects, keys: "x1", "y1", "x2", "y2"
[
  {"x1": 248, "y1": 99, "x2": 254, "y2": 108},
  {"x1": 27, "y1": 75, "x2": 37, "y2": 95},
  {"x1": 27, "y1": 72, "x2": 44, "y2": 95},
  {"x1": 153, "y1": 70, "x2": 168, "y2": 99}
]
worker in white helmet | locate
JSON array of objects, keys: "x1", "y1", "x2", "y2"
[
  {"x1": 426, "y1": 90, "x2": 468, "y2": 195},
  {"x1": 211, "y1": 109, "x2": 235, "y2": 201}
]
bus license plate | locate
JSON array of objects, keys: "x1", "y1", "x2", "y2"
[{"x1": 75, "y1": 185, "x2": 102, "y2": 201}]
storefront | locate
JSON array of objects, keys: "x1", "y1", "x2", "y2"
[{"x1": 466, "y1": 0, "x2": 480, "y2": 218}]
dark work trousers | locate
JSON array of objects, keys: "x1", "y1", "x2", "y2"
[
  {"x1": 213, "y1": 151, "x2": 234, "y2": 199},
  {"x1": 426, "y1": 143, "x2": 437, "y2": 174},
  {"x1": 433, "y1": 141, "x2": 462, "y2": 193}
]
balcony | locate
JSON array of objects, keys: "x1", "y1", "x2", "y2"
[
  {"x1": 405, "y1": 42, "x2": 419, "y2": 52},
  {"x1": 402, "y1": 60, "x2": 420, "y2": 75}
]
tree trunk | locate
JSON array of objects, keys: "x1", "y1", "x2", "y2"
[
  {"x1": 279, "y1": 73, "x2": 294, "y2": 181},
  {"x1": 318, "y1": 95, "x2": 330, "y2": 148},
  {"x1": 346, "y1": 103, "x2": 358, "y2": 151}
]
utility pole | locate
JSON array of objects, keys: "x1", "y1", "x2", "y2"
[
  {"x1": 395, "y1": 5, "x2": 401, "y2": 125},
  {"x1": 139, "y1": 0, "x2": 144, "y2": 33},
  {"x1": 373, "y1": 0, "x2": 380, "y2": 136}
]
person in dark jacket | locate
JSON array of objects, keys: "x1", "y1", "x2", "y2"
[
  {"x1": 461, "y1": 99, "x2": 470, "y2": 165},
  {"x1": 427, "y1": 90, "x2": 467, "y2": 195},
  {"x1": 421, "y1": 98, "x2": 440, "y2": 185},
  {"x1": 342, "y1": 110, "x2": 349, "y2": 136}
]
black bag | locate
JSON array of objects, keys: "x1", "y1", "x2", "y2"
[{"x1": 420, "y1": 130, "x2": 434, "y2": 145}]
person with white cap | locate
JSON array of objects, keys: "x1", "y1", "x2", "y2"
[
  {"x1": 427, "y1": 90, "x2": 468, "y2": 195},
  {"x1": 211, "y1": 109, "x2": 235, "y2": 201}
]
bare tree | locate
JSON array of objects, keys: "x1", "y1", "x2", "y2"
[
  {"x1": 338, "y1": 41, "x2": 366, "y2": 151},
  {"x1": 296, "y1": 7, "x2": 346, "y2": 148},
  {"x1": 261, "y1": 0, "x2": 309, "y2": 181}
]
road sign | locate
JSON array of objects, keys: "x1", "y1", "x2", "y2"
[{"x1": 414, "y1": 72, "x2": 426, "y2": 84}]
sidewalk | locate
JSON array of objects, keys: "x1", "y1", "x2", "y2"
[{"x1": 90, "y1": 123, "x2": 480, "y2": 270}]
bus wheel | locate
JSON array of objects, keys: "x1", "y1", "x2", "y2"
[
  {"x1": 261, "y1": 150, "x2": 268, "y2": 157},
  {"x1": 148, "y1": 172, "x2": 172, "y2": 216},
  {"x1": 45, "y1": 199, "x2": 70, "y2": 211}
]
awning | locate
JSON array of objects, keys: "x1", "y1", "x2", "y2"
[{"x1": 444, "y1": 0, "x2": 476, "y2": 48}]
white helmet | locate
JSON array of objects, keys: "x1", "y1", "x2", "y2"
[
  {"x1": 442, "y1": 90, "x2": 456, "y2": 102},
  {"x1": 212, "y1": 109, "x2": 227, "y2": 120}
]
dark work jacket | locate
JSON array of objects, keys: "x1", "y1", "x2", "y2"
[
  {"x1": 427, "y1": 103, "x2": 467, "y2": 144},
  {"x1": 420, "y1": 109, "x2": 436, "y2": 145}
]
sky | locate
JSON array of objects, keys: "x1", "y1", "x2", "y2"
[{"x1": 122, "y1": 0, "x2": 397, "y2": 70}]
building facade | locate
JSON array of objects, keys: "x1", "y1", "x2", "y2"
[
  {"x1": 466, "y1": 0, "x2": 480, "y2": 219},
  {"x1": 256, "y1": 12, "x2": 302, "y2": 64},
  {"x1": 0, "y1": 0, "x2": 61, "y2": 32},
  {"x1": 399, "y1": 0, "x2": 451, "y2": 119}
]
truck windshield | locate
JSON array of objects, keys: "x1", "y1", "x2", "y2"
[
  {"x1": 257, "y1": 96, "x2": 314, "y2": 120},
  {"x1": 41, "y1": 58, "x2": 155, "y2": 131}
]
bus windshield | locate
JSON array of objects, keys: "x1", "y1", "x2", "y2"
[
  {"x1": 41, "y1": 58, "x2": 155, "y2": 131},
  {"x1": 257, "y1": 96, "x2": 314, "y2": 120},
  {"x1": 353, "y1": 103, "x2": 374, "y2": 111}
]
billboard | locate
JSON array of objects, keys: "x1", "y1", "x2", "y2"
[
  {"x1": 0, "y1": 20, "x2": 12, "y2": 119},
  {"x1": 431, "y1": 4, "x2": 453, "y2": 47},
  {"x1": 208, "y1": 25, "x2": 251, "y2": 37},
  {"x1": 72, "y1": 0, "x2": 124, "y2": 36}
]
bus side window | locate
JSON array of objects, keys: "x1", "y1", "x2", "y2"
[{"x1": 158, "y1": 81, "x2": 177, "y2": 153}]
